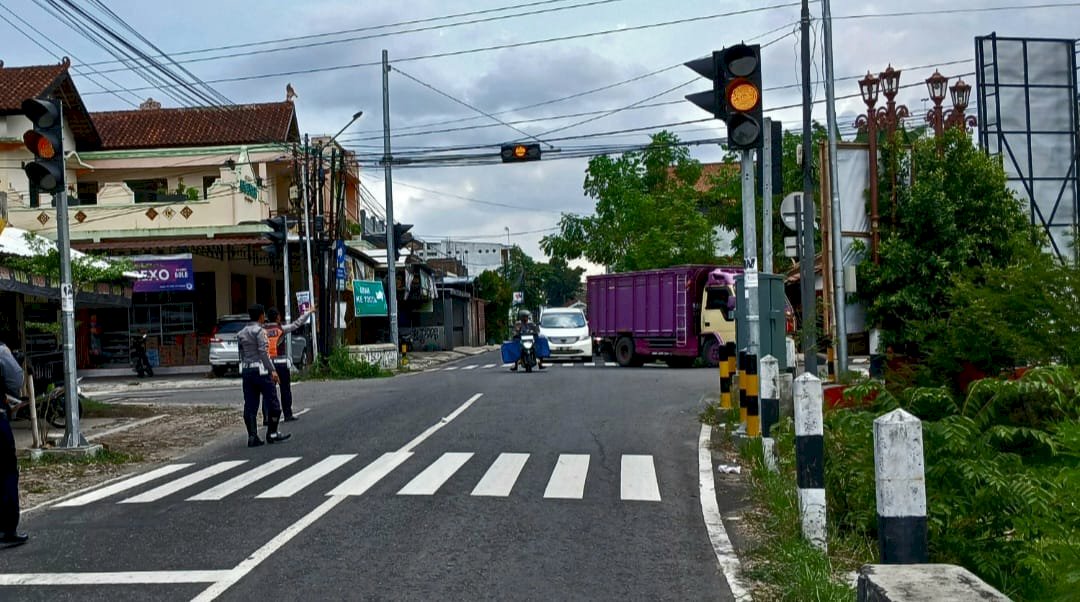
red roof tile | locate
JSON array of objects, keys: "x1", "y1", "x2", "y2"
[
  {"x1": 90, "y1": 102, "x2": 300, "y2": 150},
  {"x1": 0, "y1": 61, "x2": 68, "y2": 113}
]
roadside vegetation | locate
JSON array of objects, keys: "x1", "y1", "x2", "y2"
[{"x1": 298, "y1": 346, "x2": 393, "y2": 380}]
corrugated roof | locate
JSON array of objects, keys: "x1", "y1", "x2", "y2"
[{"x1": 90, "y1": 102, "x2": 300, "y2": 150}]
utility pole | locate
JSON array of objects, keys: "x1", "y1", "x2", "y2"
[
  {"x1": 283, "y1": 217, "x2": 293, "y2": 367},
  {"x1": 54, "y1": 130, "x2": 86, "y2": 449},
  {"x1": 300, "y1": 136, "x2": 320, "y2": 364},
  {"x1": 382, "y1": 49, "x2": 400, "y2": 354},
  {"x1": 799, "y1": 0, "x2": 819, "y2": 375},
  {"x1": 762, "y1": 117, "x2": 774, "y2": 274},
  {"x1": 822, "y1": 0, "x2": 849, "y2": 376},
  {"x1": 741, "y1": 149, "x2": 760, "y2": 358}
]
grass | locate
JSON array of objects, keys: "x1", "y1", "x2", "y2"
[
  {"x1": 701, "y1": 401, "x2": 871, "y2": 601},
  {"x1": 20, "y1": 447, "x2": 143, "y2": 469}
]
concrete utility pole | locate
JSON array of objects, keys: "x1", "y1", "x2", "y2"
[
  {"x1": 740, "y1": 149, "x2": 760, "y2": 358},
  {"x1": 799, "y1": 0, "x2": 819, "y2": 375},
  {"x1": 822, "y1": 0, "x2": 849, "y2": 375},
  {"x1": 300, "y1": 136, "x2": 320, "y2": 364},
  {"x1": 283, "y1": 218, "x2": 293, "y2": 367},
  {"x1": 382, "y1": 49, "x2": 400, "y2": 353},
  {"x1": 762, "y1": 117, "x2": 774, "y2": 274}
]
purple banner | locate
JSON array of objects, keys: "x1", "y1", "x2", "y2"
[{"x1": 132, "y1": 254, "x2": 194, "y2": 293}]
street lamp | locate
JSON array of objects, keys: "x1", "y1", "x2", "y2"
[
  {"x1": 854, "y1": 71, "x2": 882, "y2": 263},
  {"x1": 944, "y1": 79, "x2": 977, "y2": 132},
  {"x1": 925, "y1": 70, "x2": 949, "y2": 137},
  {"x1": 878, "y1": 65, "x2": 909, "y2": 136}
]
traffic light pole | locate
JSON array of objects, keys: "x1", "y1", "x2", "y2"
[
  {"x1": 53, "y1": 114, "x2": 87, "y2": 448},
  {"x1": 741, "y1": 149, "x2": 760, "y2": 359},
  {"x1": 762, "y1": 117, "x2": 774, "y2": 274},
  {"x1": 822, "y1": 0, "x2": 849, "y2": 376},
  {"x1": 799, "y1": 0, "x2": 819, "y2": 376},
  {"x1": 382, "y1": 49, "x2": 399, "y2": 357},
  {"x1": 283, "y1": 221, "x2": 293, "y2": 367}
]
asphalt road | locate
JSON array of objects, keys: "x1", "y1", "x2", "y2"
[{"x1": 2, "y1": 352, "x2": 737, "y2": 601}]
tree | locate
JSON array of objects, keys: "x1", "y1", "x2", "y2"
[
  {"x1": 474, "y1": 269, "x2": 512, "y2": 342},
  {"x1": 858, "y1": 127, "x2": 1041, "y2": 361},
  {"x1": 539, "y1": 258, "x2": 584, "y2": 307},
  {"x1": 541, "y1": 131, "x2": 717, "y2": 271}
]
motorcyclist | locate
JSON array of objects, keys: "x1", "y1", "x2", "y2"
[{"x1": 510, "y1": 310, "x2": 544, "y2": 371}]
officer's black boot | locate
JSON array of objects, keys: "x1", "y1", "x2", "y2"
[
  {"x1": 266, "y1": 417, "x2": 292, "y2": 444},
  {"x1": 245, "y1": 413, "x2": 263, "y2": 447}
]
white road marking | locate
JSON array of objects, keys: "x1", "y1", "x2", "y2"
[
  {"x1": 56, "y1": 464, "x2": 193, "y2": 507},
  {"x1": 188, "y1": 458, "x2": 302, "y2": 501},
  {"x1": 192, "y1": 393, "x2": 484, "y2": 601},
  {"x1": 443, "y1": 366, "x2": 459, "y2": 371},
  {"x1": 482, "y1": 363, "x2": 496, "y2": 368},
  {"x1": 471, "y1": 453, "x2": 529, "y2": 497},
  {"x1": 605, "y1": 362, "x2": 618, "y2": 367},
  {"x1": 501, "y1": 363, "x2": 514, "y2": 368},
  {"x1": 256, "y1": 454, "x2": 356, "y2": 499},
  {"x1": 293, "y1": 408, "x2": 311, "y2": 417},
  {"x1": 0, "y1": 570, "x2": 230, "y2": 586},
  {"x1": 543, "y1": 454, "x2": 590, "y2": 499},
  {"x1": 398, "y1": 452, "x2": 473, "y2": 495},
  {"x1": 86, "y1": 415, "x2": 166, "y2": 442},
  {"x1": 620, "y1": 455, "x2": 662, "y2": 502},
  {"x1": 462, "y1": 365, "x2": 477, "y2": 370},
  {"x1": 326, "y1": 452, "x2": 413, "y2": 496},
  {"x1": 699, "y1": 424, "x2": 751, "y2": 601},
  {"x1": 119, "y1": 461, "x2": 247, "y2": 504}
]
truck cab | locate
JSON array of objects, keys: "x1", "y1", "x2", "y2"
[{"x1": 700, "y1": 269, "x2": 739, "y2": 360}]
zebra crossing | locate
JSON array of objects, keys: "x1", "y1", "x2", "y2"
[{"x1": 54, "y1": 451, "x2": 665, "y2": 508}]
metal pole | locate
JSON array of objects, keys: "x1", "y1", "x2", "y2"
[
  {"x1": 283, "y1": 218, "x2": 293, "y2": 367},
  {"x1": 799, "y1": 0, "x2": 819, "y2": 377},
  {"x1": 741, "y1": 149, "x2": 760, "y2": 358},
  {"x1": 382, "y1": 49, "x2": 400, "y2": 353},
  {"x1": 762, "y1": 117, "x2": 774, "y2": 274},
  {"x1": 300, "y1": 136, "x2": 320, "y2": 363},
  {"x1": 821, "y1": 0, "x2": 848, "y2": 376},
  {"x1": 55, "y1": 100, "x2": 86, "y2": 448}
]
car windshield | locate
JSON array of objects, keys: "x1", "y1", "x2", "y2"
[
  {"x1": 215, "y1": 321, "x2": 247, "y2": 334},
  {"x1": 540, "y1": 313, "x2": 586, "y2": 328}
]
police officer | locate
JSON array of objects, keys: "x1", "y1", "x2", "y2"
[
  {"x1": 263, "y1": 306, "x2": 314, "y2": 422},
  {"x1": 0, "y1": 335, "x2": 28, "y2": 547},
  {"x1": 237, "y1": 304, "x2": 291, "y2": 447}
]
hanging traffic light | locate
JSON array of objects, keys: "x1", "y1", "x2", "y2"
[
  {"x1": 500, "y1": 143, "x2": 541, "y2": 163},
  {"x1": 262, "y1": 215, "x2": 288, "y2": 256},
  {"x1": 685, "y1": 43, "x2": 764, "y2": 151},
  {"x1": 21, "y1": 98, "x2": 65, "y2": 195}
]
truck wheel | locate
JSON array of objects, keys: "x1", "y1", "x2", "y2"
[
  {"x1": 701, "y1": 338, "x2": 720, "y2": 368},
  {"x1": 615, "y1": 337, "x2": 638, "y2": 367}
]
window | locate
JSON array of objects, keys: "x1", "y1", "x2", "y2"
[
  {"x1": 77, "y1": 181, "x2": 99, "y2": 205},
  {"x1": 705, "y1": 287, "x2": 735, "y2": 320},
  {"x1": 540, "y1": 313, "x2": 586, "y2": 328},
  {"x1": 126, "y1": 178, "x2": 168, "y2": 203}
]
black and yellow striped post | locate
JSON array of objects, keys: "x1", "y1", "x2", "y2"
[
  {"x1": 737, "y1": 351, "x2": 748, "y2": 425},
  {"x1": 745, "y1": 353, "x2": 761, "y2": 437},
  {"x1": 719, "y1": 343, "x2": 733, "y2": 410},
  {"x1": 826, "y1": 345, "x2": 836, "y2": 383}
]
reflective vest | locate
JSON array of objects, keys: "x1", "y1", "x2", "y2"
[{"x1": 264, "y1": 323, "x2": 284, "y2": 360}]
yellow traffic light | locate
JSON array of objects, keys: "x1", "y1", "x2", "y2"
[
  {"x1": 727, "y1": 80, "x2": 760, "y2": 112},
  {"x1": 513, "y1": 145, "x2": 527, "y2": 159}
]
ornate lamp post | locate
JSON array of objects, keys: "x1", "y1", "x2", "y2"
[
  {"x1": 925, "y1": 70, "x2": 949, "y2": 137},
  {"x1": 944, "y1": 78, "x2": 977, "y2": 132},
  {"x1": 878, "y1": 65, "x2": 910, "y2": 137},
  {"x1": 854, "y1": 72, "x2": 882, "y2": 263}
]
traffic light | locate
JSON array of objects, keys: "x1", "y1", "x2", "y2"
[
  {"x1": 262, "y1": 215, "x2": 288, "y2": 256},
  {"x1": 685, "y1": 43, "x2": 764, "y2": 150},
  {"x1": 500, "y1": 143, "x2": 541, "y2": 163},
  {"x1": 21, "y1": 98, "x2": 65, "y2": 195}
]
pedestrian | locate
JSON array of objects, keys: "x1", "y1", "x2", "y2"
[
  {"x1": 0, "y1": 335, "x2": 28, "y2": 547},
  {"x1": 263, "y1": 306, "x2": 314, "y2": 422},
  {"x1": 237, "y1": 304, "x2": 291, "y2": 447}
]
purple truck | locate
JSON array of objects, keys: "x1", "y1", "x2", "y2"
[{"x1": 587, "y1": 265, "x2": 742, "y2": 367}]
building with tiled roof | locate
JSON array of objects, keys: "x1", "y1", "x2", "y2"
[{"x1": 91, "y1": 101, "x2": 299, "y2": 150}]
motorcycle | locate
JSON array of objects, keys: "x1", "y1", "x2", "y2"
[
  {"x1": 131, "y1": 333, "x2": 154, "y2": 377},
  {"x1": 519, "y1": 334, "x2": 537, "y2": 373}
]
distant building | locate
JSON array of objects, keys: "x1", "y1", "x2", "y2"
[{"x1": 415, "y1": 240, "x2": 509, "y2": 275}]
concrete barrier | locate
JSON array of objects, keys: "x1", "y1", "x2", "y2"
[
  {"x1": 857, "y1": 564, "x2": 1011, "y2": 601},
  {"x1": 346, "y1": 344, "x2": 398, "y2": 371}
]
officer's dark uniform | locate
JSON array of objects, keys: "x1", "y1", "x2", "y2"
[
  {"x1": 263, "y1": 308, "x2": 311, "y2": 422},
  {"x1": 237, "y1": 306, "x2": 291, "y2": 447},
  {"x1": 0, "y1": 341, "x2": 27, "y2": 547}
]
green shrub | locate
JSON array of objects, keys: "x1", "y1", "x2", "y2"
[{"x1": 303, "y1": 347, "x2": 392, "y2": 380}]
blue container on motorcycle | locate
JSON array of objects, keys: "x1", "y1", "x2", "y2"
[{"x1": 501, "y1": 341, "x2": 522, "y2": 364}]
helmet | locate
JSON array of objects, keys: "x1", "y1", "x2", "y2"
[{"x1": 518, "y1": 309, "x2": 532, "y2": 320}]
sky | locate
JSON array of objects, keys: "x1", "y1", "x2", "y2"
[{"x1": 1, "y1": 0, "x2": 1077, "y2": 275}]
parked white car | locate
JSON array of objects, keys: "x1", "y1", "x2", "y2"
[{"x1": 538, "y1": 308, "x2": 593, "y2": 361}]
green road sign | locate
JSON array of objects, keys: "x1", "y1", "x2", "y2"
[{"x1": 353, "y1": 279, "x2": 388, "y2": 317}]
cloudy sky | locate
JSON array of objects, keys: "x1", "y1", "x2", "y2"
[{"x1": 2, "y1": 0, "x2": 1076, "y2": 274}]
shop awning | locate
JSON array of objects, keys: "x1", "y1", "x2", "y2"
[{"x1": 0, "y1": 266, "x2": 133, "y2": 307}]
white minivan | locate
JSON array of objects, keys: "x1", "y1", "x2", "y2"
[{"x1": 538, "y1": 307, "x2": 592, "y2": 361}]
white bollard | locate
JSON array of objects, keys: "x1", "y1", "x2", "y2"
[
  {"x1": 873, "y1": 408, "x2": 928, "y2": 563},
  {"x1": 760, "y1": 355, "x2": 780, "y2": 437},
  {"x1": 794, "y1": 372, "x2": 826, "y2": 551}
]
